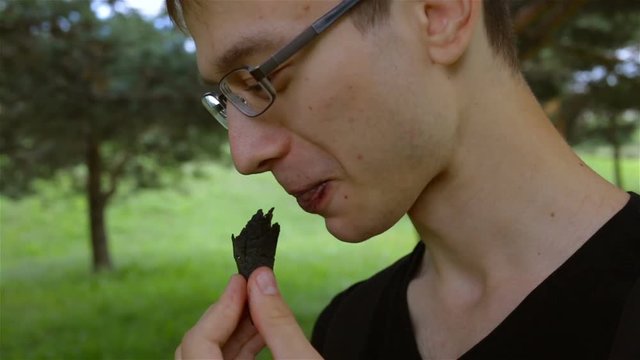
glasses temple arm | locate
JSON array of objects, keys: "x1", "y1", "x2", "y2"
[{"x1": 252, "y1": 0, "x2": 360, "y2": 80}]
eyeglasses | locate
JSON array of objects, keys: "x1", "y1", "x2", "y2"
[{"x1": 201, "y1": 0, "x2": 361, "y2": 129}]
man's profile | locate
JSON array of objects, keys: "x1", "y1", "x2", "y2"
[{"x1": 168, "y1": 1, "x2": 640, "y2": 359}]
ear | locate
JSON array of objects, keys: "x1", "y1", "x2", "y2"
[{"x1": 417, "y1": 0, "x2": 480, "y2": 66}]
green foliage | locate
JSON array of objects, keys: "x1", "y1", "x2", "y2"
[
  {"x1": 516, "y1": 1, "x2": 640, "y2": 147},
  {"x1": 0, "y1": 0, "x2": 224, "y2": 198}
]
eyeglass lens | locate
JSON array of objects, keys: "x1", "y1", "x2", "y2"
[{"x1": 221, "y1": 68, "x2": 274, "y2": 117}]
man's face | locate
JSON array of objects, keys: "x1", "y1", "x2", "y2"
[{"x1": 186, "y1": 0, "x2": 457, "y2": 242}]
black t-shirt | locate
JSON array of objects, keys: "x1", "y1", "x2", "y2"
[{"x1": 311, "y1": 192, "x2": 640, "y2": 359}]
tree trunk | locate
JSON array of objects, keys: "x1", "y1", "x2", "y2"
[
  {"x1": 86, "y1": 132, "x2": 113, "y2": 272},
  {"x1": 605, "y1": 114, "x2": 624, "y2": 189},
  {"x1": 612, "y1": 142, "x2": 623, "y2": 189}
]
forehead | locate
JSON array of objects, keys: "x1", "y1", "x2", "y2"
[{"x1": 185, "y1": 0, "x2": 338, "y2": 80}]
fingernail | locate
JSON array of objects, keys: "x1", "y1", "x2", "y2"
[{"x1": 256, "y1": 270, "x2": 278, "y2": 295}]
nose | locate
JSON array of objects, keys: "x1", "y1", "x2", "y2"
[{"x1": 227, "y1": 108, "x2": 290, "y2": 175}]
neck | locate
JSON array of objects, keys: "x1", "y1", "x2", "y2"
[{"x1": 408, "y1": 69, "x2": 628, "y2": 296}]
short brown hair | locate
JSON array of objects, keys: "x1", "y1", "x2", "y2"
[
  {"x1": 166, "y1": 0, "x2": 518, "y2": 70},
  {"x1": 482, "y1": 0, "x2": 518, "y2": 70}
]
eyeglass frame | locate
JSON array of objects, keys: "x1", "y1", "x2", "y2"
[{"x1": 201, "y1": 0, "x2": 361, "y2": 129}]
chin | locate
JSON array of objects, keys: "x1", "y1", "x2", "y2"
[{"x1": 325, "y1": 217, "x2": 391, "y2": 243}]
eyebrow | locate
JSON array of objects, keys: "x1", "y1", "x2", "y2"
[{"x1": 203, "y1": 34, "x2": 282, "y2": 84}]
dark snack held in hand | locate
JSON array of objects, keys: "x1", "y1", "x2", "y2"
[{"x1": 232, "y1": 208, "x2": 280, "y2": 279}]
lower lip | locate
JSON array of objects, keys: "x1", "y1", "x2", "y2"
[{"x1": 296, "y1": 181, "x2": 330, "y2": 214}]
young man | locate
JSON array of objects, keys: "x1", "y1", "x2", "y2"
[{"x1": 169, "y1": 0, "x2": 639, "y2": 359}]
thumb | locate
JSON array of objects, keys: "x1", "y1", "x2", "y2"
[{"x1": 247, "y1": 267, "x2": 321, "y2": 359}]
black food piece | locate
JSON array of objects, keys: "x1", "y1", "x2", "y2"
[{"x1": 232, "y1": 208, "x2": 280, "y2": 278}]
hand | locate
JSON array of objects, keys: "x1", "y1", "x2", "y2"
[
  {"x1": 175, "y1": 274, "x2": 264, "y2": 360},
  {"x1": 247, "y1": 267, "x2": 322, "y2": 359},
  {"x1": 175, "y1": 267, "x2": 322, "y2": 359}
]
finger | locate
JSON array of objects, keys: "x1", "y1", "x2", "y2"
[
  {"x1": 195, "y1": 274, "x2": 247, "y2": 343},
  {"x1": 181, "y1": 274, "x2": 247, "y2": 358},
  {"x1": 174, "y1": 344, "x2": 182, "y2": 360},
  {"x1": 222, "y1": 309, "x2": 258, "y2": 359},
  {"x1": 235, "y1": 333, "x2": 266, "y2": 360},
  {"x1": 247, "y1": 267, "x2": 321, "y2": 359}
]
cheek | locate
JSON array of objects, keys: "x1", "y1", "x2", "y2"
[
  {"x1": 293, "y1": 63, "x2": 432, "y2": 183},
  {"x1": 283, "y1": 71, "x2": 363, "y2": 156}
]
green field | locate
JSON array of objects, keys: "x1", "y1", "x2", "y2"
[
  {"x1": 578, "y1": 153, "x2": 639, "y2": 192},
  {"x1": 1, "y1": 152, "x2": 637, "y2": 359},
  {"x1": 0, "y1": 163, "x2": 417, "y2": 359}
]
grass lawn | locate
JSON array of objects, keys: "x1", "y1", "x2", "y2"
[
  {"x1": 577, "y1": 153, "x2": 639, "y2": 193},
  {"x1": 1, "y1": 164, "x2": 416, "y2": 359},
  {"x1": 1, "y1": 151, "x2": 637, "y2": 359}
]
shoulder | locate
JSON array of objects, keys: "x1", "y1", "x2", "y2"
[
  {"x1": 609, "y1": 193, "x2": 640, "y2": 359},
  {"x1": 310, "y1": 242, "x2": 424, "y2": 357},
  {"x1": 609, "y1": 272, "x2": 640, "y2": 359},
  {"x1": 606, "y1": 191, "x2": 640, "y2": 238}
]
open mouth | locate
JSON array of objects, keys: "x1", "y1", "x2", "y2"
[{"x1": 294, "y1": 181, "x2": 329, "y2": 214}]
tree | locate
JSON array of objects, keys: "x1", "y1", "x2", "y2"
[
  {"x1": 2, "y1": 0, "x2": 638, "y2": 271},
  {"x1": 0, "y1": 0, "x2": 224, "y2": 271},
  {"x1": 512, "y1": 1, "x2": 640, "y2": 187}
]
